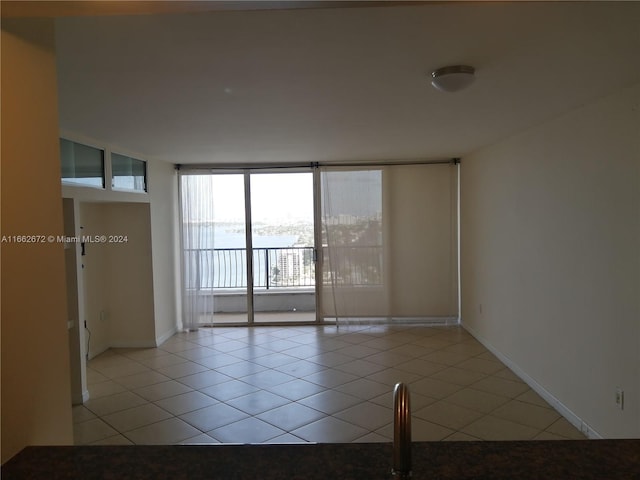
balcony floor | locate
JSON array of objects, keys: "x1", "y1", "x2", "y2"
[{"x1": 205, "y1": 311, "x2": 317, "y2": 325}]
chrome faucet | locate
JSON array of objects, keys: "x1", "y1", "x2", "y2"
[{"x1": 392, "y1": 382, "x2": 412, "y2": 479}]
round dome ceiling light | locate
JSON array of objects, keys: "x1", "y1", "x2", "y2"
[{"x1": 431, "y1": 65, "x2": 476, "y2": 92}]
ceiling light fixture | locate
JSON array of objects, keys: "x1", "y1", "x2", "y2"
[{"x1": 431, "y1": 65, "x2": 476, "y2": 92}]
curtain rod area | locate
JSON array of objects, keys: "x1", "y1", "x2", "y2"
[{"x1": 176, "y1": 158, "x2": 459, "y2": 171}]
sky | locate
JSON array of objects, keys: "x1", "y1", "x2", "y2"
[{"x1": 184, "y1": 172, "x2": 314, "y2": 224}]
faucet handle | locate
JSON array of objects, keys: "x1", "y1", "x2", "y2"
[{"x1": 392, "y1": 382, "x2": 412, "y2": 479}]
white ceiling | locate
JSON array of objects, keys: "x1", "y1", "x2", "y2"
[{"x1": 54, "y1": 2, "x2": 640, "y2": 165}]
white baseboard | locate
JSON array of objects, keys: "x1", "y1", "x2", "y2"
[
  {"x1": 462, "y1": 321, "x2": 602, "y2": 439},
  {"x1": 155, "y1": 326, "x2": 178, "y2": 346},
  {"x1": 82, "y1": 390, "x2": 90, "y2": 403}
]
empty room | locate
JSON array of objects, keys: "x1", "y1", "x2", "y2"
[{"x1": 1, "y1": 1, "x2": 638, "y2": 478}]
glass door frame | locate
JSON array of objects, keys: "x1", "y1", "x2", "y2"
[{"x1": 215, "y1": 167, "x2": 322, "y2": 325}]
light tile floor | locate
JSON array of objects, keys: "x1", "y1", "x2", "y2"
[{"x1": 74, "y1": 324, "x2": 585, "y2": 445}]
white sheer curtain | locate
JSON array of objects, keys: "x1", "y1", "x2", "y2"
[
  {"x1": 320, "y1": 163, "x2": 458, "y2": 324},
  {"x1": 179, "y1": 173, "x2": 216, "y2": 331}
]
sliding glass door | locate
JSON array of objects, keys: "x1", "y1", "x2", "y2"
[
  {"x1": 180, "y1": 161, "x2": 458, "y2": 329},
  {"x1": 250, "y1": 172, "x2": 316, "y2": 324},
  {"x1": 180, "y1": 169, "x2": 316, "y2": 327}
]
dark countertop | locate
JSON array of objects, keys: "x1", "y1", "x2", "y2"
[{"x1": 2, "y1": 440, "x2": 640, "y2": 479}]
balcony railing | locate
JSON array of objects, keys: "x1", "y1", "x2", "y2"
[
  {"x1": 184, "y1": 245, "x2": 383, "y2": 291},
  {"x1": 185, "y1": 247, "x2": 315, "y2": 290}
]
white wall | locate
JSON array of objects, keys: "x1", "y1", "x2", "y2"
[
  {"x1": 148, "y1": 160, "x2": 179, "y2": 343},
  {"x1": 103, "y1": 203, "x2": 156, "y2": 347},
  {"x1": 80, "y1": 202, "x2": 157, "y2": 354},
  {"x1": 1, "y1": 19, "x2": 74, "y2": 463},
  {"x1": 460, "y1": 83, "x2": 640, "y2": 438}
]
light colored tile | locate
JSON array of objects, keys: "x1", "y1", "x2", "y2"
[
  {"x1": 445, "y1": 387, "x2": 510, "y2": 414},
  {"x1": 280, "y1": 345, "x2": 322, "y2": 359},
  {"x1": 354, "y1": 431, "x2": 390, "y2": 442},
  {"x1": 533, "y1": 431, "x2": 569, "y2": 440},
  {"x1": 388, "y1": 344, "x2": 433, "y2": 358},
  {"x1": 364, "y1": 351, "x2": 414, "y2": 368},
  {"x1": 366, "y1": 367, "x2": 422, "y2": 387},
  {"x1": 154, "y1": 390, "x2": 219, "y2": 415},
  {"x1": 335, "y1": 378, "x2": 390, "y2": 400},
  {"x1": 491, "y1": 400, "x2": 560, "y2": 430},
  {"x1": 179, "y1": 403, "x2": 249, "y2": 431},
  {"x1": 334, "y1": 359, "x2": 387, "y2": 377},
  {"x1": 545, "y1": 417, "x2": 586, "y2": 439},
  {"x1": 72, "y1": 405, "x2": 96, "y2": 424},
  {"x1": 456, "y1": 357, "x2": 505, "y2": 375},
  {"x1": 441, "y1": 342, "x2": 487, "y2": 357},
  {"x1": 205, "y1": 339, "x2": 247, "y2": 353},
  {"x1": 177, "y1": 370, "x2": 232, "y2": 390},
  {"x1": 409, "y1": 377, "x2": 462, "y2": 400},
  {"x1": 443, "y1": 431, "x2": 481, "y2": 441},
  {"x1": 208, "y1": 417, "x2": 286, "y2": 443},
  {"x1": 155, "y1": 361, "x2": 209, "y2": 379},
  {"x1": 298, "y1": 390, "x2": 362, "y2": 415},
  {"x1": 134, "y1": 380, "x2": 193, "y2": 401},
  {"x1": 86, "y1": 368, "x2": 109, "y2": 385},
  {"x1": 84, "y1": 391, "x2": 148, "y2": 416},
  {"x1": 120, "y1": 348, "x2": 168, "y2": 361},
  {"x1": 334, "y1": 402, "x2": 392, "y2": 430},
  {"x1": 461, "y1": 415, "x2": 540, "y2": 441},
  {"x1": 395, "y1": 359, "x2": 447, "y2": 376},
  {"x1": 96, "y1": 362, "x2": 150, "y2": 379},
  {"x1": 377, "y1": 418, "x2": 454, "y2": 441},
  {"x1": 158, "y1": 340, "x2": 200, "y2": 354},
  {"x1": 88, "y1": 380, "x2": 127, "y2": 399},
  {"x1": 74, "y1": 418, "x2": 118, "y2": 445},
  {"x1": 201, "y1": 380, "x2": 260, "y2": 402},
  {"x1": 414, "y1": 401, "x2": 484, "y2": 430},
  {"x1": 125, "y1": 418, "x2": 201, "y2": 445},
  {"x1": 252, "y1": 353, "x2": 299, "y2": 368},
  {"x1": 475, "y1": 351, "x2": 501, "y2": 363},
  {"x1": 264, "y1": 379, "x2": 325, "y2": 401},
  {"x1": 227, "y1": 390, "x2": 290, "y2": 415},
  {"x1": 103, "y1": 403, "x2": 172, "y2": 432},
  {"x1": 422, "y1": 350, "x2": 470, "y2": 366},
  {"x1": 257, "y1": 402, "x2": 326, "y2": 431},
  {"x1": 174, "y1": 347, "x2": 218, "y2": 362},
  {"x1": 304, "y1": 369, "x2": 358, "y2": 388},
  {"x1": 90, "y1": 434, "x2": 134, "y2": 445},
  {"x1": 273, "y1": 359, "x2": 327, "y2": 378},
  {"x1": 114, "y1": 371, "x2": 171, "y2": 389},
  {"x1": 516, "y1": 390, "x2": 553, "y2": 409},
  {"x1": 431, "y1": 367, "x2": 487, "y2": 386},
  {"x1": 308, "y1": 351, "x2": 352, "y2": 367},
  {"x1": 138, "y1": 353, "x2": 189, "y2": 369},
  {"x1": 239, "y1": 370, "x2": 296, "y2": 389},
  {"x1": 179, "y1": 433, "x2": 220, "y2": 444},
  {"x1": 215, "y1": 361, "x2": 269, "y2": 378},
  {"x1": 194, "y1": 352, "x2": 242, "y2": 369},
  {"x1": 336, "y1": 344, "x2": 381, "y2": 359},
  {"x1": 264, "y1": 433, "x2": 308, "y2": 444},
  {"x1": 291, "y1": 416, "x2": 368, "y2": 443},
  {"x1": 227, "y1": 345, "x2": 274, "y2": 361},
  {"x1": 492, "y1": 368, "x2": 523, "y2": 383},
  {"x1": 469, "y1": 376, "x2": 530, "y2": 398}
]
